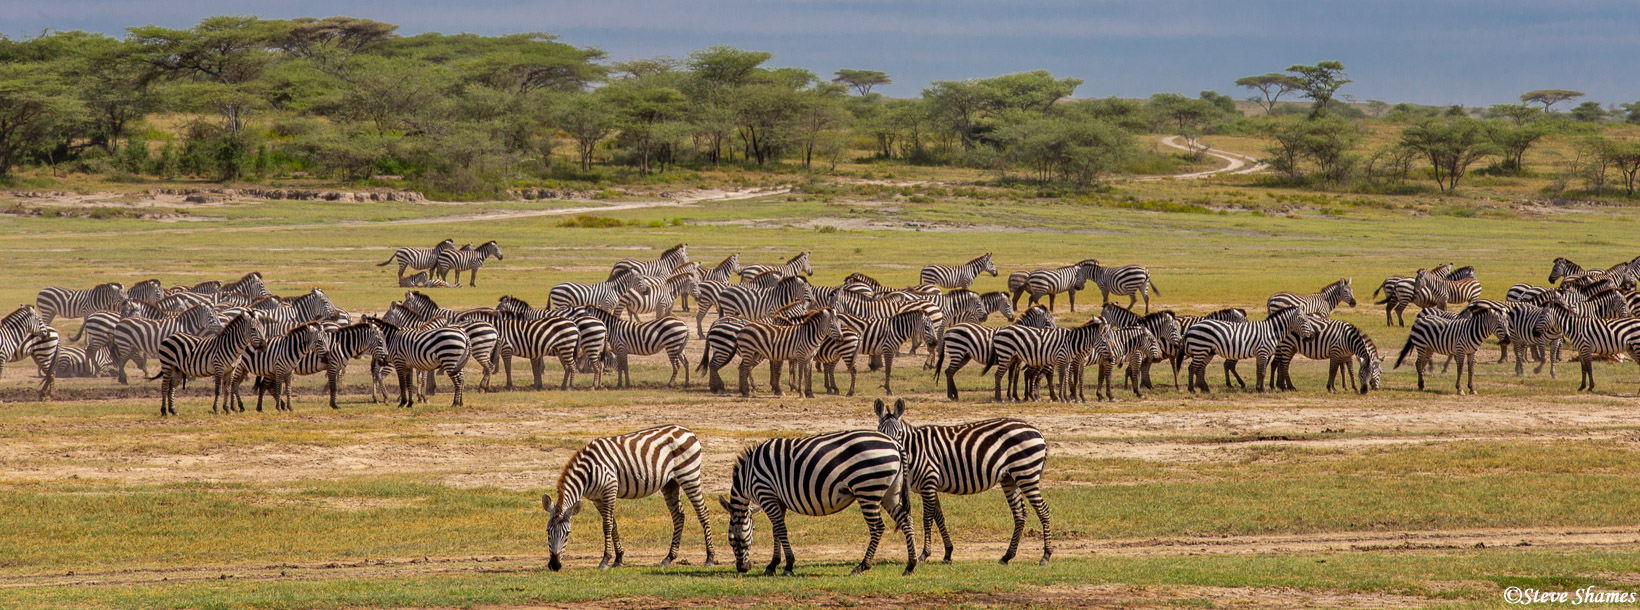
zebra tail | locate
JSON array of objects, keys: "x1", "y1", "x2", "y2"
[
  {"x1": 1394, "y1": 335, "x2": 1414, "y2": 369},
  {"x1": 932, "y1": 346, "x2": 946, "y2": 380},
  {"x1": 1149, "y1": 278, "x2": 1161, "y2": 296},
  {"x1": 696, "y1": 342, "x2": 712, "y2": 374},
  {"x1": 146, "y1": 369, "x2": 167, "y2": 382},
  {"x1": 375, "y1": 254, "x2": 395, "y2": 266},
  {"x1": 1373, "y1": 297, "x2": 1392, "y2": 305},
  {"x1": 70, "y1": 324, "x2": 86, "y2": 342},
  {"x1": 1371, "y1": 285, "x2": 1384, "y2": 299}
]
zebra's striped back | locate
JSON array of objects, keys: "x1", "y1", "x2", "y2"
[
  {"x1": 378, "y1": 239, "x2": 456, "y2": 276},
  {"x1": 1267, "y1": 278, "x2": 1356, "y2": 316},
  {"x1": 609, "y1": 243, "x2": 689, "y2": 280},
  {"x1": 727, "y1": 429, "x2": 903, "y2": 518},
  {"x1": 435, "y1": 240, "x2": 503, "y2": 278},
  {"x1": 53, "y1": 344, "x2": 108, "y2": 378},
  {"x1": 919, "y1": 253, "x2": 996, "y2": 290},
  {"x1": 551, "y1": 271, "x2": 648, "y2": 310},
  {"x1": 36, "y1": 283, "x2": 127, "y2": 324}
]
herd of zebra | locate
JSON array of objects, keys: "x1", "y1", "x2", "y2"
[
  {"x1": 379, "y1": 238, "x2": 505, "y2": 287},
  {"x1": 541, "y1": 398, "x2": 1050, "y2": 575},
  {"x1": 7, "y1": 244, "x2": 1640, "y2": 414}
]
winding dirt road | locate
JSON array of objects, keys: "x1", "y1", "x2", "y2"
[{"x1": 1151, "y1": 135, "x2": 1268, "y2": 179}]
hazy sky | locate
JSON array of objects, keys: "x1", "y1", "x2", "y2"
[{"x1": 4, "y1": 0, "x2": 1637, "y2": 107}]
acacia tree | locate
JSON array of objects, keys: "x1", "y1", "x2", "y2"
[
  {"x1": 551, "y1": 92, "x2": 616, "y2": 171},
  {"x1": 129, "y1": 16, "x2": 288, "y2": 135},
  {"x1": 793, "y1": 83, "x2": 848, "y2": 168},
  {"x1": 1399, "y1": 118, "x2": 1497, "y2": 192},
  {"x1": 1520, "y1": 89, "x2": 1583, "y2": 112},
  {"x1": 1147, "y1": 93, "x2": 1221, "y2": 156},
  {"x1": 1235, "y1": 73, "x2": 1301, "y2": 114},
  {"x1": 1285, "y1": 61, "x2": 1351, "y2": 118},
  {"x1": 0, "y1": 62, "x2": 83, "y2": 179},
  {"x1": 1606, "y1": 142, "x2": 1640, "y2": 195},
  {"x1": 832, "y1": 69, "x2": 890, "y2": 95},
  {"x1": 278, "y1": 16, "x2": 398, "y2": 77}
]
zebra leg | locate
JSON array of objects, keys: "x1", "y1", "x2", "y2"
[
  {"x1": 617, "y1": 354, "x2": 630, "y2": 389},
  {"x1": 660, "y1": 482, "x2": 684, "y2": 567},
  {"x1": 1415, "y1": 354, "x2": 1428, "y2": 391},
  {"x1": 1255, "y1": 355, "x2": 1270, "y2": 392},
  {"x1": 449, "y1": 369, "x2": 464, "y2": 407},
  {"x1": 680, "y1": 479, "x2": 716, "y2": 567},
  {"x1": 558, "y1": 353, "x2": 576, "y2": 391},
  {"x1": 468, "y1": 268, "x2": 478, "y2": 288},
  {"x1": 1068, "y1": 290, "x2": 1076, "y2": 313},
  {"x1": 926, "y1": 488, "x2": 954, "y2": 563},
  {"x1": 738, "y1": 357, "x2": 761, "y2": 398},
  {"x1": 159, "y1": 371, "x2": 171, "y2": 417},
  {"x1": 1021, "y1": 477, "x2": 1052, "y2": 566},
  {"x1": 881, "y1": 353, "x2": 894, "y2": 396},
  {"x1": 945, "y1": 366, "x2": 961, "y2": 401},
  {"x1": 396, "y1": 367, "x2": 412, "y2": 408},
  {"x1": 594, "y1": 496, "x2": 617, "y2": 569},
  {"x1": 762, "y1": 501, "x2": 793, "y2": 576},
  {"x1": 999, "y1": 480, "x2": 1027, "y2": 565},
  {"x1": 853, "y1": 500, "x2": 887, "y2": 576},
  {"x1": 888, "y1": 484, "x2": 918, "y2": 576}
]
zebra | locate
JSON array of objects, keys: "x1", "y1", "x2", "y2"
[
  {"x1": 0, "y1": 307, "x2": 52, "y2": 402},
  {"x1": 457, "y1": 309, "x2": 580, "y2": 391},
  {"x1": 919, "y1": 253, "x2": 997, "y2": 290},
  {"x1": 108, "y1": 304, "x2": 223, "y2": 384},
  {"x1": 616, "y1": 269, "x2": 697, "y2": 322},
  {"x1": 398, "y1": 271, "x2": 459, "y2": 288},
  {"x1": 1178, "y1": 307, "x2": 1320, "y2": 394},
  {"x1": 1549, "y1": 256, "x2": 1586, "y2": 284},
  {"x1": 53, "y1": 344, "x2": 110, "y2": 379},
  {"x1": 221, "y1": 272, "x2": 273, "y2": 300},
  {"x1": 1375, "y1": 264, "x2": 1468, "y2": 325},
  {"x1": 697, "y1": 301, "x2": 810, "y2": 393},
  {"x1": 277, "y1": 320, "x2": 389, "y2": 409},
  {"x1": 384, "y1": 301, "x2": 500, "y2": 394},
  {"x1": 692, "y1": 279, "x2": 731, "y2": 338},
  {"x1": 717, "y1": 275, "x2": 812, "y2": 321},
  {"x1": 1272, "y1": 319, "x2": 1383, "y2": 394},
  {"x1": 1267, "y1": 278, "x2": 1356, "y2": 317},
  {"x1": 1024, "y1": 261, "x2": 1097, "y2": 312},
  {"x1": 978, "y1": 291, "x2": 1016, "y2": 322},
  {"x1": 734, "y1": 308, "x2": 842, "y2": 398},
  {"x1": 1083, "y1": 260, "x2": 1161, "y2": 313},
  {"x1": 581, "y1": 307, "x2": 689, "y2": 388},
  {"x1": 608, "y1": 243, "x2": 690, "y2": 281},
  {"x1": 158, "y1": 291, "x2": 216, "y2": 313},
  {"x1": 151, "y1": 312, "x2": 268, "y2": 417},
  {"x1": 1413, "y1": 267, "x2": 1482, "y2": 310},
  {"x1": 542, "y1": 425, "x2": 715, "y2": 571},
  {"x1": 873, "y1": 398, "x2": 1051, "y2": 565},
  {"x1": 434, "y1": 240, "x2": 503, "y2": 287},
  {"x1": 71, "y1": 311, "x2": 124, "y2": 374},
  {"x1": 550, "y1": 270, "x2": 651, "y2": 311},
  {"x1": 35, "y1": 282, "x2": 127, "y2": 325},
  {"x1": 253, "y1": 289, "x2": 338, "y2": 324},
  {"x1": 376, "y1": 238, "x2": 457, "y2": 279},
  {"x1": 839, "y1": 309, "x2": 935, "y2": 395},
  {"x1": 1097, "y1": 326, "x2": 1164, "y2": 399},
  {"x1": 1551, "y1": 300, "x2": 1640, "y2": 394},
  {"x1": 230, "y1": 322, "x2": 331, "y2": 412},
  {"x1": 987, "y1": 318, "x2": 1108, "y2": 403},
  {"x1": 718, "y1": 429, "x2": 916, "y2": 576},
  {"x1": 493, "y1": 297, "x2": 608, "y2": 388},
  {"x1": 1100, "y1": 304, "x2": 1182, "y2": 390},
  {"x1": 1578, "y1": 288, "x2": 1632, "y2": 319},
  {"x1": 1006, "y1": 269, "x2": 1035, "y2": 308},
  {"x1": 931, "y1": 311, "x2": 1056, "y2": 402},
  {"x1": 1494, "y1": 301, "x2": 1568, "y2": 377},
  {"x1": 813, "y1": 325, "x2": 861, "y2": 396},
  {"x1": 128, "y1": 279, "x2": 166, "y2": 302},
  {"x1": 1394, "y1": 302, "x2": 1509, "y2": 395},
  {"x1": 1506, "y1": 283, "x2": 1554, "y2": 305},
  {"x1": 363, "y1": 316, "x2": 471, "y2": 408},
  {"x1": 739, "y1": 251, "x2": 813, "y2": 282},
  {"x1": 682, "y1": 255, "x2": 740, "y2": 315}
]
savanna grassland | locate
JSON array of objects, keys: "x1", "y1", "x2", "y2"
[{"x1": 2, "y1": 158, "x2": 1640, "y2": 609}]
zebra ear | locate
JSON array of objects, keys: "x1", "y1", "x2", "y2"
[
  {"x1": 717, "y1": 495, "x2": 732, "y2": 512},
  {"x1": 872, "y1": 398, "x2": 886, "y2": 418},
  {"x1": 542, "y1": 495, "x2": 554, "y2": 513},
  {"x1": 893, "y1": 398, "x2": 905, "y2": 417}
]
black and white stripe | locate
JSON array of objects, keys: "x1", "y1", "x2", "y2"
[
  {"x1": 1266, "y1": 278, "x2": 1356, "y2": 317},
  {"x1": 733, "y1": 308, "x2": 841, "y2": 398},
  {"x1": 987, "y1": 319, "x2": 1108, "y2": 402},
  {"x1": 1553, "y1": 303, "x2": 1640, "y2": 394},
  {"x1": 1393, "y1": 302, "x2": 1508, "y2": 395},
  {"x1": 551, "y1": 271, "x2": 652, "y2": 311},
  {"x1": 738, "y1": 251, "x2": 813, "y2": 282},
  {"x1": 720, "y1": 429, "x2": 916, "y2": 576},
  {"x1": 230, "y1": 322, "x2": 331, "y2": 412},
  {"x1": 1, "y1": 307, "x2": 53, "y2": 402},
  {"x1": 542, "y1": 424, "x2": 715, "y2": 571},
  {"x1": 919, "y1": 253, "x2": 997, "y2": 290},
  {"x1": 874, "y1": 398, "x2": 1051, "y2": 565},
  {"x1": 52, "y1": 344, "x2": 109, "y2": 379},
  {"x1": 363, "y1": 316, "x2": 471, "y2": 408},
  {"x1": 839, "y1": 309, "x2": 934, "y2": 395},
  {"x1": 1272, "y1": 319, "x2": 1383, "y2": 394},
  {"x1": 35, "y1": 282, "x2": 127, "y2": 325},
  {"x1": 434, "y1": 240, "x2": 503, "y2": 287},
  {"x1": 376, "y1": 238, "x2": 457, "y2": 278},
  {"x1": 608, "y1": 243, "x2": 690, "y2": 280},
  {"x1": 1085, "y1": 260, "x2": 1161, "y2": 312},
  {"x1": 1178, "y1": 307, "x2": 1320, "y2": 393},
  {"x1": 582, "y1": 307, "x2": 689, "y2": 388},
  {"x1": 109, "y1": 304, "x2": 223, "y2": 384},
  {"x1": 1024, "y1": 261, "x2": 1097, "y2": 312},
  {"x1": 1101, "y1": 304, "x2": 1182, "y2": 390},
  {"x1": 717, "y1": 276, "x2": 813, "y2": 320},
  {"x1": 151, "y1": 312, "x2": 268, "y2": 416}
]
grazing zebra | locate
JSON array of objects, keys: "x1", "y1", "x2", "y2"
[
  {"x1": 398, "y1": 271, "x2": 459, "y2": 288},
  {"x1": 376, "y1": 238, "x2": 457, "y2": 279},
  {"x1": 873, "y1": 398, "x2": 1051, "y2": 565},
  {"x1": 1266, "y1": 278, "x2": 1356, "y2": 317},
  {"x1": 1082, "y1": 260, "x2": 1161, "y2": 313},
  {"x1": 1552, "y1": 302, "x2": 1640, "y2": 394},
  {"x1": 459, "y1": 309, "x2": 580, "y2": 391},
  {"x1": 717, "y1": 275, "x2": 812, "y2": 320},
  {"x1": 719, "y1": 429, "x2": 916, "y2": 576},
  {"x1": 230, "y1": 322, "x2": 330, "y2": 412},
  {"x1": 434, "y1": 240, "x2": 503, "y2": 287},
  {"x1": 1394, "y1": 302, "x2": 1508, "y2": 395},
  {"x1": 931, "y1": 311, "x2": 1056, "y2": 401},
  {"x1": 813, "y1": 325, "x2": 861, "y2": 396},
  {"x1": 608, "y1": 243, "x2": 690, "y2": 280},
  {"x1": 550, "y1": 270, "x2": 651, "y2": 311},
  {"x1": 1024, "y1": 261, "x2": 1097, "y2": 312},
  {"x1": 1178, "y1": 307, "x2": 1320, "y2": 393},
  {"x1": 53, "y1": 344, "x2": 109, "y2": 379},
  {"x1": 919, "y1": 253, "x2": 997, "y2": 290},
  {"x1": 108, "y1": 304, "x2": 223, "y2": 384},
  {"x1": 582, "y1": 307, "x2": 689, "y2": 388},
  {"x1": 128, "y1": 279, "x2": 166, "y2": 302},
  {"x1": 1100, "y1": 304, "x2": 1182, "y2": 389},
  {"x1": 1495, "y1": 301, "x2": 1568, "y2": 378},
  {"x1": 1272, "y1": 319, "x2": 1383, "y2": 394},
  {"x1": 734, "y1": 308, "x2": 842, "y2": 398},
  {"x1": 1413, "y1": 267, "x2": 1482, "y2": 310},
  {"x1": 839, "y1": 309, "x2": 934, "y2": 395},
  {"x1": 987, "y1": 318, "x2": 1108, "y2": 403},
  {"x1": 739, "y1": 251, "x2": 813, "y2": 282},
  {"x1": 35, "y1": 282, "x2": 127, "y2": 325},
  {"x1": 542, "y1": 425, "x2": 715, "y2": 571},
  {"x1": 363, "y1": 316, "x2": 471, "y2": 408},
  {"x1": 151, "y1": 312, "x2": 268, "y2": 416}
]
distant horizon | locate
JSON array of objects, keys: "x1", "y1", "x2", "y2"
[{"x1": 3, "y1": 0, "x2": 1637, "y2": 108}]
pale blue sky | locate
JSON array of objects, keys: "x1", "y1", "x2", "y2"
[{"x1": 4, "y1": 0, "x2": 1637, "y2": 106}]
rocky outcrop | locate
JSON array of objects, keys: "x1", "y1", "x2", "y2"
[{"x1": 150, "y1": 188, "x2": 426, "y2": 203}]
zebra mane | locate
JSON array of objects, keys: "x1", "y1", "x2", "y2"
[
  {"x1": 555, "y1": 447, "x2": 589, "y2": 497},
  {"x1": 660, "y1": 243, "x2": 686, "y2": 257},
  {"x1": 670, "y1": 261, "x2": 699, "y2": 274},
  {"x1": 94, "y1": 281, "x2": 125, "y2": 291},
  {"x1": 1320, "y1": 278, "x2": 1350, "y2": 292},
  {"x1": 1075, "y1": 259, "x2": 1100, "y2": 268},
  {"x1": 786, "y1": 252, "x2": 807, "y2": 265},
  {"x1": 2, "y1": 305, "x2": 37, "y2": 328},
  {"x1": 1140, "y1": 310, "x2": 1176, "y2": 323},
  {"x1": 498, "y1": 295, "x2": 531, "y2": 309},
  {"x1": 966, "y1": 253, "x2": 991, "y2": 265}
]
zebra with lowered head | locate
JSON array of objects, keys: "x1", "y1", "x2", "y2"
[
  {"x1": 363, "y1": 316, "x2": 471, "y2": 408},
  {"x1": 53, "y1": 344, "x2": 109, "y2": 379},
  {"x1": 1178, "y1": 307, "x2": 1320, "y2": 393},
  {"x1": 376, "y1": 238, "x2": 457, "y2": 279},
  {"x1": 719, "y1": 429, "x2": 916, "y2": 576},
  {"x1": 874, "y1": 398, "x2": 1052, "y2": 565},
  {"x1": 35, "y1": 282, "x2": 127, "y2": 325},
  {"x1": 543, "y1": 425, "x2": 715, "y2": 571},
  {"x1": 1272, "y1": 319, "x2": 1382, "y2": 394},
  {"x1": 434, "y1": 240, "x2": 503, "y2": 287},
  {"x1": 734, "y1": 308, "x2": 841, "y2": 398},
  {"x1": 1101, "y1": 303, "x2": 1182, "y2": 390},
  {"x1": 151, "y1": 312, "x2": 268, "y2": 416},
  {"x1": 919, "y1": 253, "x2": 997, "y2": 290},
  {"x1": 1394, "y1": 301, "x2": 1508, "y2": 395},
  {"x1": 1267, "y1": 278, "x2": 1356, "y2": 317}
]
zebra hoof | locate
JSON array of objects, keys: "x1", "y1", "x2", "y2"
[{"x1": 849, "y1": 564, "x2": 868, "y2": 576}]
